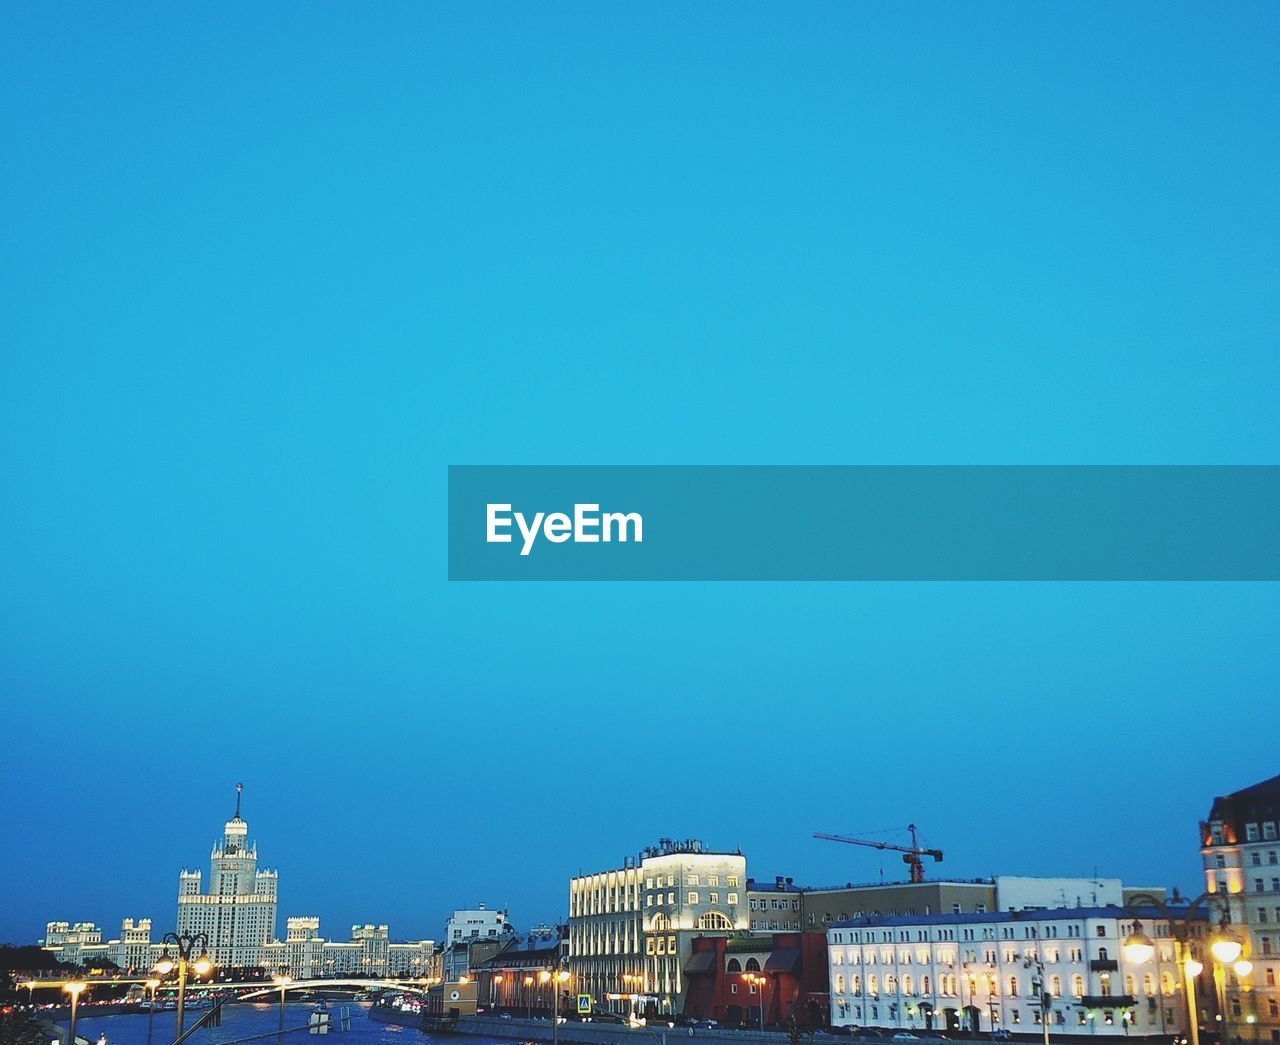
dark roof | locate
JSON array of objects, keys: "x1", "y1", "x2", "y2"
[
  {"x1": 684, "y1": 951, "x2": 717, "y2": 974},
  {"x1": 764, "y1": 948, "x2": 802, "y2": 974},
  {"x1": 748, "y1": 878, "x2": 994, "y2": 894},
  {"x1": 830, "y1": 904, "x2": 1208, "y2": 931},
  {"x1": 1206, "y1": 774, "x2": 1280, "y2": 833}
]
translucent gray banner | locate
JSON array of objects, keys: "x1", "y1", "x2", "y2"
[{"x1": 447, "y1": 466, "x2": 1280, "y2": 581}]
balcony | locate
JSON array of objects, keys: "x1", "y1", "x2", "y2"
[
  {"x1": 1081, "y1": 995, "x2": 1135, "y2": 1009},
  {"x1": 1089, "y1": 959, "x2": 1119, "y2": 972}
]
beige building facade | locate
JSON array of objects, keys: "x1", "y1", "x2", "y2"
[{"x1": 570, "y1": 838, "x2": 749, "y2": 1014}]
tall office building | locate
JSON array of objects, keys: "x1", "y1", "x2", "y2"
[{"x1": 176, "y1": 785, "x2": 278, "y2": 969}]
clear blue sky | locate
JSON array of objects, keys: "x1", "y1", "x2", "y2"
[{"x1": 1, "y1": 3, "x2": 1277, "y2": 946}]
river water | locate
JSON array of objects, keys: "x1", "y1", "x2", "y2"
[{"x1": 55, "y1": 1001, "x2": 498, "y2": 1045}]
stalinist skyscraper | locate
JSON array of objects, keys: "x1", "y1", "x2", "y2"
[{"x1": 176, "y1": 784, "x2": 278, "y2": 969}]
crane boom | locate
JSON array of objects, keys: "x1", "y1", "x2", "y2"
[{"x1": 814, "y1": 824, "x2": 944, "y2": 883}]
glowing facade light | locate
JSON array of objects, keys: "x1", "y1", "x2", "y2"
[
  {"x1": 192, "y1": 956, "x2": 213, "y2": 976},
  {"x1": 64, "y1": 983, "x2": 87, "y2": 997},
  {"x1": 154, "y1": 957, "x2": 175, "y2": 976},
  {"x1": 1184, "y1": 957, "x2": 1204, "y2": 978},
  {"x1": 1233, "y1": 959, "x2": 1253, "y2": 977}
]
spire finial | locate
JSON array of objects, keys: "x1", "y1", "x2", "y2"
[{"x1": 235, "y1": 782, "x2": 243, "y2": 819}]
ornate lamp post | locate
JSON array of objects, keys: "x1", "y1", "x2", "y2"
[
  {"x1": 1122, "y1": 891, "x2": 1252, "y2": 1045},
  {"x1": 153, "y1": 931, "x2": 213, "y2": 1041},
  {"x1": 523, "y1": 975, "x2": 535, "y2": 1019},
  {"x1": 63, "y1": 981, "x2": 87, "y2": 1045}
]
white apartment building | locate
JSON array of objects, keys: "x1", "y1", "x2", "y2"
[
  {"x1": 828, "y1": 904, "x2": 1208, "y2": 1037},
  {"x1": 176, "y1": 790, "x2": 278, "y2": 969},
  {"x1": 41, "y1": 922, "x2": 106, "y2": 967},
  {"x1": 260, "y1": 918, "x2": 436, "y2": 979},
  {"x1": 1201, "y1": 773, "x2": 1280, "y2": 1042},
  {"x1": 445, "y1": 903, "x2": 508, "y2": 944},
  {"x1": 570, "y1": 838, "x2": 749, "y2": 1015},
  {"x1": 443, "y1": 903, "x2": 510, "y2": 980}
]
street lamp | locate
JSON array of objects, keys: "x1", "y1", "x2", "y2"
[
  {"x1": 554, "y1": 970, "x2": 571, "y2": 1045},
  {"x1": 64, "y1": 982, "x2": 87, "y2": 1045},
  {"x1": 622, "y1": 973, "x2": 643, "y2": 1020},
  {"x1": 742, "y1": 973, "x2": 766, "y2": 1032},
  {"x1": 145, "y1": 979, "x2": 161, "y2": 1045},
  {"x1": 1123, "y1": 891, "x2": 1239, "y2": 1045},
  {"x1": 1023, "y1": 956, "x2": 1052, "y2": 1045},
  {"x1": 538, "y1": 969, "x2": 552, "y2": 1016},
  {"x1": 523, "y1": 975, "x2": 535, "y2": 1020},
  {"x1": 1123, "y1": 930, "x2": 1156, "y2": 967},
  {"x1": 1211, "y1": 936, "x2": 1243, "y2": 966},
  {"x1": 272, "y1": 973, "x2": 293, "y2": 1045},
  {"x1": 153, "y1": 931, "x2": 213, "y2": 1041}
]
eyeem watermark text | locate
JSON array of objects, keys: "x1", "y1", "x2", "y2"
[{"x1": 486, "y1": 503, "x2": 644, "y2": 556}]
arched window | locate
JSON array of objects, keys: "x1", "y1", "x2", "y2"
[
  {"x1": 652, "y1": 913, "x2": 670, "y2": 932},
  {"x1": 1050, "y1": 975, "x2": 1062, "y2": 996},
  {"x1": 1072, "y1": 975, "x2": 1085, "y2": 998},
  {"x1": 1099, "y1": 947, "x2": 1109, "y2": 960},
  {"x1": 921, "y1": 975, "x2": 930, "y2": 996},
  {"x1": 727, "y1": 958, "x2": 742, "y2": 973},
  {"x1": 852, "y1": 975, "x2": 862, "y2": 995},
  {"x1": 1008, "y1": 976, "x2": 1018, "y2": 997},
  {"x1": 868, "y1": 974, "x2": 879, "y2": 996},
  {"x1": 902, "y1": 975, "x2": 914, "y2": 996},
  {"x1": 885, "y1": 974, "x2": 897, "y2": 994},
  {"x1": 696, "y1": 911, "x2": 733, "y2": 931},
  {"x1": 835, "y1": 974, "x2": 845, "y2": 993},
  {"x1": 746, "y1": 957, "x2": 761, "y2": 971}
]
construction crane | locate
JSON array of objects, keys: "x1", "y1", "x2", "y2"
[{"x1": 814, "y1": 824, "x2": 944, "y2": 883}]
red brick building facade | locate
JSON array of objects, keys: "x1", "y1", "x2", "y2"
[{"x1": 681, "y1": 932, "x2": 829, "y2": 1028}]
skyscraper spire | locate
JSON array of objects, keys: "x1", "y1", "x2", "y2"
[{"x1": 234, "y1": 782, "x2": 243, "y2": 821}]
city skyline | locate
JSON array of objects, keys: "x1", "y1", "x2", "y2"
[{"x1": 11, "y1": 774, "x2": 1266, "y2": 948}]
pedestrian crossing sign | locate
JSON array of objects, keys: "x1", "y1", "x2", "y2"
[{"x1": 577, "y1": 994, "x2": 592, "y2": 1014}]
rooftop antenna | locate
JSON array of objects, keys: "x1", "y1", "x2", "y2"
[{"x1": 235, "y1": 782, "x2": 243, "y2": 819}]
